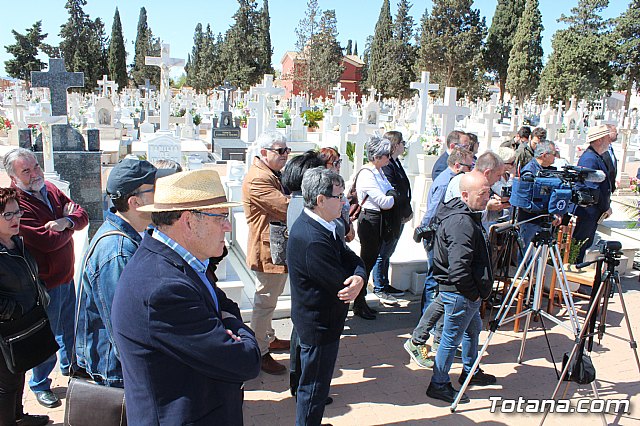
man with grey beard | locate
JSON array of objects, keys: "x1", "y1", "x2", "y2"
[{"x1": 4, "y1": 148, "x2": 88, "y2": 408}]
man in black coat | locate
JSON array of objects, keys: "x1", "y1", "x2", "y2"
[{"x1": 288, "y1": 167, "x2": 366, "y2": 426}]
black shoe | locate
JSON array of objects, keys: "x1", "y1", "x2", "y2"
[
  {"x1": 325, "y1": 396, "x2": 333, "y2": 405},
  {"x1": 364, "y1": 303, "x2": 378, "y2": 314},
  {"x1": 353, "y1": 306, "x2": 376, "y2": 320},
  {"x1": 385, "y1": 285, "x2": 405, "y2": 296},
  {"x1": 458, "y1": 368, "x2": 497, "y2": 386},
  {"x1": 16, "y1": 414, "x2": 50, "y2": 426},
  {"x1": 33, "y1": 390, "x2": 60, "y2": 408},
  {"x1": 426, "y1": 382, "x2": 469, "y2": 404}
]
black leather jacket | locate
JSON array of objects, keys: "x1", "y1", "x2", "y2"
[{"x1": 0, "y1": 236, "x2": 41, "y2": 321}]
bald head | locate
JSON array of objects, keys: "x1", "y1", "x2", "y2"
[{"x1": 460, "y1": 173, "x2": 491, "y2": 212}]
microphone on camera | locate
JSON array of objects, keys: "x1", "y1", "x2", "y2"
[{"x1": 563, "y1": 165, "x2": 606, "y2": 183}]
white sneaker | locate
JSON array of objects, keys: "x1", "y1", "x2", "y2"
[{"x1": 374, "y1": 291, "x2": 398, "y2": 305}]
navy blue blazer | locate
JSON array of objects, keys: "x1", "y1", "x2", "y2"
[
  {"x1": 287, "y1": 212, "x2": 366, "y2": 346},
  {"x1": 574, "y1": 146, "x2": 612, "y2": 222},
  {"x1": 112, "y1": 233, "x2": 261, "y2": 426}
]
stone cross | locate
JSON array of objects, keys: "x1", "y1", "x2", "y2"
[
  {"x1": 97, "y1": 75, "x2": 110, "y2": 98},
  {"x1": 432, "y1": 87, "x2": 470, "y2": 142},
  {"x1": 332, "y1": 82, "x2": 346, "y2": 105},
  {"x1": 410, "y1": 71, "x2": 440, "y2": 135},
  {"x1": 482, "y1": 103, "x2": 501, "y2": 151},
  {"x1": 347, "y1": 120, "x2": 370, "y2": 175},
  {"x1": 546, "y1": 114, "x2": 561, "y2": 142},
  {"x1": 252, "y1": 74, "x2": 284, "y2": 98},
  {"x1": 145, "y1": 44, "x2": 185, "y2": 132},
  {"x1": 556, "y1": 100, "x2": 564, "y2": 124},
  {"x1": 138, "y1": 79, "x2": 157, "y2": 95},
  {"x1": 368, "y1": 87, "x2": 377, "y2": 104},
  {"x1": 334, "y1": 104, "x2": 356, "y2": 177},
  {"x1": 31, "y1": 58, "x2": 84, "y2": 117},
  {"x1": 348, "y1": 92, "x2": 357, "y2": 106},
  {"x1": 216, "y1": 81, "x2": 237, "y2": 112}
]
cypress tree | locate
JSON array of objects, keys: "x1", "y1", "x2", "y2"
[
  {"x1": 220, "y1": 0, "x2": 261, "y2": 89},
  {"x1": 506, "y1": 0, "x2": 543, "y2": 101},
  {"x1": 367, "y1": 0, "x2": 393, "y2": 96},
  {"x1": 295, "y1": 0, "x2": 320, "y2": 97},
  {"x1": 311, "y1": 9, "x2": 344, "y2": 94},
  {"x1": 614, "y1": 0, "x2": 640, "y2": 111},
  {"x1": 257, "y1": 0, "x2": 275, "y2": 76},
  {"x1": 4, "y1": 21, "x2": 48, "y2": 83},
  {"x1": 131, "y1": 7, "x2": 159, "y2": 87},
  {"x1": 186, "y1": 23, "x2": 204, "y2": 90},
  {"x1": 353, "y1": 41, "x2": 358, "y2": 56},
  {"x1": 345, "y1": 40, "x2": 352, "y2": 55},
  {"x1": 108, "y1": 7, "x2": 128, "y2": 90},
  {"x1": 88, "y1": 18, "x2": 109, "y2": 91},
  {"x1": 386, "y1": 0, "x2": 416, "y2": 100},
  {"x1": 485, "y1": 0, "x2": 525, "y2": 101}
]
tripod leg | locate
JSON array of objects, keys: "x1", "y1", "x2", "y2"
[
  {"x1": 549, "y1": 244, "x2": 580, "y2": 337},
  {"x1": 518, "y1": 245, "x2": 549, "y2": 363},
  {"x1": 589, "y1": 381, "x2": 609, "y2": 426}
]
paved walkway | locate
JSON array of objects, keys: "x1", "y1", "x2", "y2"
[{"x1": 22, "y1": 272, "x2": 640, "y2": 425}]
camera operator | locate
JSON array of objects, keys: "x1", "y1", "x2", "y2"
[
  {"x1": 572, "y1": 125, "x2": 613, "y2": 263},
  {"x1": 516, "y1": 140, "x2": 562, "y2": 249}
]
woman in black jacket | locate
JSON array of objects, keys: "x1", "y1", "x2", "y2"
[{"x1": 0, "y1": 188, "x2": 49, "y2": 426}]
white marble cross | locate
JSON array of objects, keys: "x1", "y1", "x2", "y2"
[
  {"x1": 482, "y1": 103, "x2": 501, "y2": 151},
  {"x1": 252, "y1": 74, "x2": 284, "y2": 98},
  {"x1": 347, "y1": 120, "x2": 370, "y2": 175},
  {"x1": 410, "y1": 71, "x2": 439, "y2": 136},
  {"x1": 145, "y1": 44, "x2": 185, "y2": 132},
  {"x1": 332, "y1": 83, "x2": 346, "y2": 105},
  {"x1": 432, "y1": 87, "x2": 470, "y2": 141}
]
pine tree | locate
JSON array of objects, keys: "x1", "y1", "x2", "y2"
[
  {"x1": 484, "y1": 0, "x2": 526, "y2": 101},
  {"x1": 131, "y1": 7, "x2": 159, "y2": 87},
  {"x1": 345, "y1": 40, "x2": 353, "y2": 55},
  {"x1": 108, "y1": 7, "x2": 127, "y2": 90},
  {"x1": 506, "y1": 0, "x2": 543, "y2": 101},
  {"x1": 614, "y1": 0, "x2": 640, "y2": 110},
  {"x1": 385, "y1": 0, "x2": 416, "y2": 100},
  {"x1": 416, "y1": 0, "x2": 487, "y2": 98},
  {"x1": 538, "y1": 0, "x2": 614, "y2": 102},
  {"x1": 186, "y1": 23, "x2": 204, "y2": 90},
  {"x1": 295, "y1": 0, "x2": 321, "y2": 97},
  {"x1": 220, "y1": 0, "x2": 261, "y2": 89},
  {"x1": 257, "y1": 0, "x2": 275, "y2": 76},
  {"x1": 310, "y1": 9, "x2": 344, "y2": 94},
  {"x1": 4, "y1": 21, "x2": 48, "y2": 82},
  {"x1": 367, "y1": 0, "x2": 393, "y2": 96},
  {"x1": 89, "y1": 18, "x2": 109, "y2": 90}
]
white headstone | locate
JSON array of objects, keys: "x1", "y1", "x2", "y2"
[
  {"x1": 145, "y1": 44, "x2": 185, "y2": 132},
  {"x1": 410, "y1": 71, "x2": 439, "y2": 135}
]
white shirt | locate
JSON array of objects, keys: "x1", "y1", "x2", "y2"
[
  {"x1": 304, "y1": 208, "x2": 337, "y2": 238},
  {"x1": 355, "y1": 165, "x2": 394, "y2": 211}
]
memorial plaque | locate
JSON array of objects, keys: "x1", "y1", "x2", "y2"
[{"x1": 213, "y1": 128, "x2": 241, "y2": 139}]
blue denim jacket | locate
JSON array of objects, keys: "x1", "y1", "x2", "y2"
[{"x1": 75, "y1": 210, "x2": 142, "y2": 387}]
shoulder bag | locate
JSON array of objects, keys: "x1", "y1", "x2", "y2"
[{"x1": 347, "y1": 168, "x2": 373, "y2": 222}]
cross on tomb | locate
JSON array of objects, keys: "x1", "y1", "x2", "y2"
[
  {"x1": 347, "y1": 120, "x2": 370, "y2": 175},
  {"x1": 410, "y1": 71, "x2": 440, "y2": 135},
  {"x1": 97, "y1": 75, "x2": 109, "y2": 97},
  {"x1": 31, "y1": 58, "x2": 84, "y2": 117},
  {"x1": 252, "y1": 74, "x2": 285, "y2": 98},
  {"x1": 368, "y1": 87, "x2": 377, "y2": 104},
  {"x1": 216, "y1": 81, "x2": 237, "y2": 112},
  {"x1": 138, "y1": 79, "x2": 157, "y2": 95},
  {"x1": 145, "y1": 44, "x2": 184, "y2": 132},
  {"x1": 332, "y1": 82, "x2": 346, "y2": 105},
  {"x1": 483, "y1": 103, "x2": 501, "y2": 150},
  {"x1": 432, "y1": 87, "x2": 470, "y2": 140}
]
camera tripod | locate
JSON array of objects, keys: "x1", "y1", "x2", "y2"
[
  {"x1": 540, "y1": 247, "x2": 640, "y2": 425},
  {"x1": 451, "y1": 216, "x2": 581, "y2": 411}
]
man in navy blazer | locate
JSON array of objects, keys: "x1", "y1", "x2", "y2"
[
  {"x1": 573, "y1": 125, "x2": 613, "y2": 263},
  {"x1": 288, "y1": 167, "x2": 366, "y2": 426},
  {"x1": 112, "y1": 170, "x2": 261, "y2": 425}
]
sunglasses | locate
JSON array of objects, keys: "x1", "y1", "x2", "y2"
[
  {"x1": 265, "y1": 147, "x2": 291, "y2": 156},
  {"x1": 332, "y1": 159, "x2": 342, "y2": 167},
  {"x1": 1, "y1": 209, "x2": 24, "y2": 221}
]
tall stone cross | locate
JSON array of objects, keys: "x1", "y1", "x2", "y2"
[
  {"x1": 619, "y1": 116, "x2": 638, "y2": 172},
  {"x1": 252, "y1": 74, "x2": 284, "y2": 98},
  {"x1": 145, "y1": 44, "x2": 185, "y2": 132},
  {"x1": 347, "y1": 119, "x2": 370, "y2": 175},
  {"x1": 556, "y1": 100, "x2": 564, "y2": 124},
  {"x1": 410, "y1": 71, "x2": 439, "y2": 135},
  {"x1": 97, "y1": 75, "x2": 110, "y2": 97},
  {"x1": 216, "y1": 81, "x2": 237, "y2": 112},
  {"x1": 138, "y1": 78, "x2": 157, "y2": 95},
  {"x1": 368, "y1": 87, "x2": 377, "y2": 104},
  {"x1": 31, "y1": 58, "x2": 84, "y2": 117},
  {"x1": 332, "y1": 82, "x2": 345, "y2": 105},
  {"x1": 432, "y1": 87, "x2": 470, "y2": 142},
  {"x1": 482, "y1": 103, "x2": 501, "y2": 151}
]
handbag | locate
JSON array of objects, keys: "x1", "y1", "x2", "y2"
[
  {"x1": 269, "y1": 221, "x2": 288, "y2": 265},
  {"x1": 64, "y1": 230, "x2": 134, "y2": 426},
  {"x1": 0, "y1": 302, "x2": 59, "y2": 374},
  {"x1": 347, "y1": 168, "x2": 372, "y2": 222}
]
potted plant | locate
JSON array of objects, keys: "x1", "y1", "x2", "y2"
[{"x1": 302, "y1": 109, "x2": 324, "y2": 131}]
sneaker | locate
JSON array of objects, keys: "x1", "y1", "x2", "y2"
[
  {"x1": 404, "y1": 339, "x2": 434, "y2": 368},
  {"x1": 385, "y1": 285, "x2": 405, "y2": 296},
  {"x1": 431, "y1": 341, "x2": 440, "y2": 354},
  {"x1": 16, "y1": 414, "x2": 50, "y2": 426},
  {"x1": 458, "y1": 368, "x2": 497, "y2": 386},
  {"x1": 426, "y1": 382, "x2": 470, "y2": 404},
  {"x1": 374, "y1": 291, "x2": 398, "y2": 305}
]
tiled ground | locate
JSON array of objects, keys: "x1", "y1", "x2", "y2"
[{"x1": 22, "y1": 272, "x2": 640, "y2": 425}]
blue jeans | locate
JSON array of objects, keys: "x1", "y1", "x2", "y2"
[
  {"x1": 431, "y1": 292, "x2": 482, "y2": 387},
  {"x1": 519, "y1": 222, "x2": 541, "y2": 254},
  {"x1": 29, "y1": 282, "x2": 76, "y2": 392},
  {"x1": 296, "y1": 340, "x2": 340, "y2": 426},
  {"x1": 420, "y1": 249, "x2": 438, "y2": 313},
  {"x1": 371, "y1": 225, "x2": 404, "y2": 293}
]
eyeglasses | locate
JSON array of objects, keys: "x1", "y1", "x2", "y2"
[
  {"x1": 265, "y1": 147, "x2": 291, "y2": 156},
  {"x1": 332, "y1": 159, "x2": 342, "y2": 167},
  {"x1": 324, "y1": 194, "x2": 343, "y2": 199},
  {"x1": 399, "y1": 140, "x2": 406, "y2": 145},
  {"x1": 505, "y1": 161, "x2": 515, "y2": 166},
  {"x1": 190, "y1": 211, "x2": 229, "y2": 220},
  {"x1": 132, "y1": 188, "x2": 154, "y2": 196},
  {"x1": 1, "y1": 209, "x2": 24, "y2": 221},
  {"x1": 460, "y1": 162, "x2": 475, "y2": 169}
]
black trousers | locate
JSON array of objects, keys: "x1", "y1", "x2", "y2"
[
  {"x1": 356, "y1": 210, "x2": 383, "y2": 307},
  {"x1": 0, "y1": 354, "x2": 25, "y2": 426}
]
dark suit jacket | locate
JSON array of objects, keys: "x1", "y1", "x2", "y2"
[
  {"x1": 574, "y1": 146, "x2": 612, "y2": 223},
  {"x1": 382, "y1": 158, "x2": 412, "y2": 220},
  {"x1": 112, "y1": 233, "x2": 261, "y2": 426},
  {"x1": 431, "y1": 152, "x2": 449, "y2": 181},
  {"x1": 287, "y1": 212, "x2": 366, "y2": 346}
]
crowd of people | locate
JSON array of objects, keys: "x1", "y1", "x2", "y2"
[{"x1": 0, "y1": 120, "x2": 622, "y2": 425}]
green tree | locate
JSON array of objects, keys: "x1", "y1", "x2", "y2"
[
  {"x1": 538, "y1": 0, "x2": 614, "y2": 102},
  {"x1": 220, "y1": 0, "x2": 261, "y2": 89},
  {"x1": 614, "y1": 0, "x2": 640, "y2": 111},
  {"x1": 354, "y1": 41, "x2": 358, "y2": 56},
  {"x1": 506, "y1": 0, "x2": 543, "y2": 101},
  {"x1": 367, "y1": 0, "x2": 393, "y2": 96},
  {"x1": 345, "y1": 39, "x2": 353, "y2": 55},
  {"x1": 416, "y1": 0, "x2": 487, "y2": 98},
  {"x1": 257, "y1": 0, "x2": 275, "y2": 76},
  {"x1": 131, "y1": 7, "x2": 160, "y2": 87},
  {"x1": 385, "y1": 0, "x2": 416, "y2": 100},
  {"x1": 186, "y1": 23, "x2": 204, "y2": 90},
  {"x1": 484, "y1": 0, "x2": 525, "y2": 101},
  {"x1": 311, "y1": 10, "x2": 344, "y2": 94},
  {"x1": 4, "y1": 21, "x2": 48, "y2": 83},
  {"x1": 360, "y1": 35, "x2": 373, "y2": 91},
  {"x1": 108, "y1": 7, "x2": 127, "y2": 90},
  {"x1": 295, "y1": 0, "x2": 321, "y2": 97}
]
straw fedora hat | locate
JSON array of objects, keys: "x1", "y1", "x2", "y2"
[
  {"x1": 138, "y1": 169, "x2": 240, "y2": 212},
  {"x1": 586, "y1": 124, "x2": 609, "y2": 143}
]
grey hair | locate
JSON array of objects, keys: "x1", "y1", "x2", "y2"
[
  {"x1": 3, "y1": 148, "x2": 38, "y2": 177},
  {"x1": 302, "y1": 167, "x2": 345, "y2": 209},
  {"x1": 366, "y1": 136, "x2": 391, "y2": 162},
  {"x1": 496, "y1": 146, "x2": 516, "y2": 164},
  {"x1": 256, "y1": 130, "x2": 287, "y2": 150},
  {"x1": 534, "y1": 140, "x2": 555, "y2": 157},
  {"x1": 475, "y1": 151, "x2": 503, "y2": 173}
]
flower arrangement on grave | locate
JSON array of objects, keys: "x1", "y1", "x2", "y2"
[
  {"x1": 277, "y1": 110, "x2": 292, "y2": 128},
  {"x1": 419, "y1": 133, "x2": 442, "y2": 156},
  {"x1": 0, "y1": 117, "x2": 12, "y2": 131},
  {"x1": 192, "y1": 114, "x2": 202, "y2": 126}
]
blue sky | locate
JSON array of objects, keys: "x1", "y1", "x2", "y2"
[{"x1": 1, "y1": 0, "x2": 630, "y2": 80}]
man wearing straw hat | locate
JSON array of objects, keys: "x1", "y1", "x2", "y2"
[
  {"x1": 111, "y1": 169, "x2": 261, "y2": 426},
  {"x1": 572, "y1": 124, "x2": 613, "y2": 263}
]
